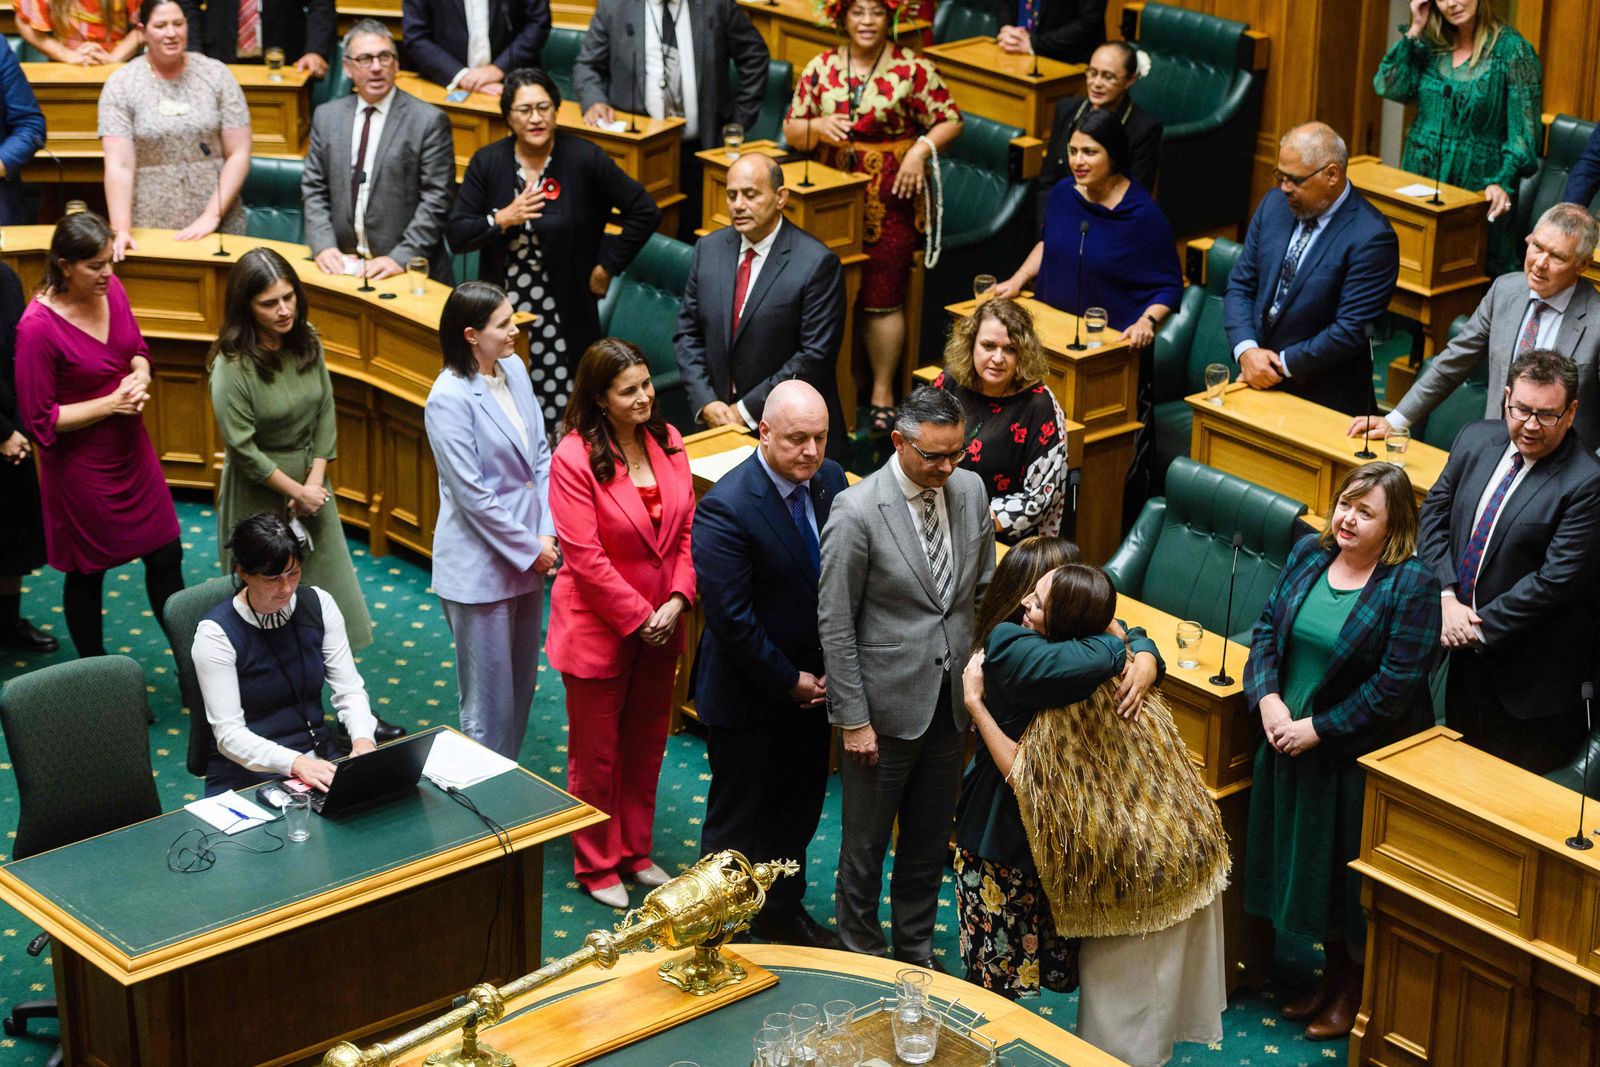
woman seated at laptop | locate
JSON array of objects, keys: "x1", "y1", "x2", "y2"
[{"x1": 194, "y1": 512, "x2": 378, "y2": 796}]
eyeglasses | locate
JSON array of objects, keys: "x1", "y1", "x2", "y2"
[
  {"x1": 905, "y1": 439, "x2": 967, "y2": 464},
  {"x1": 509, "y1": 102, "x2": 557, "y2": 118},
  {"x1": 1506, "y1": 401, "x2": 1570, "y2": 428},
  {"x1": 347, "y1": 51, "x2": 398, "y2": 68},
  {"x1": 1272, "y1": 163, "x2": 1333, "y2": 187}
]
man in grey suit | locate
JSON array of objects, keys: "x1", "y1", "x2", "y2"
[
  {"x1": 675, "y1": 154, "x2": 849, "y2": 461},
  {"x1": 818, "y1": 387, "x2": 996, "y2": 968},
  {"x1": 301, "y1": 20, "x2": 456, "y2": 282},
  {"x1": 1351, "y1": 202, "x2": 1600, "y2": 450}
]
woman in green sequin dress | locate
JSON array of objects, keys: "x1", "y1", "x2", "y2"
[{"x1": 1373, "y1": 0, "x2": 1542, "y2": 276}]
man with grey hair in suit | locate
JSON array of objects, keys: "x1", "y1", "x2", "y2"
[
  {"x1": 301, "y1": 19, "x2": 456, "y2": 282},
  {"x1": 1350, "y1": 201, "x2": 1600, "y2": 450},
  {"x1": 818, "y1": 386, "x2": 995, "y2": 968}
]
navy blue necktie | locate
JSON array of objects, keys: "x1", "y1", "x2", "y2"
[{"x1": 788, "y1": 486, "x2": 820, "y2": 570}]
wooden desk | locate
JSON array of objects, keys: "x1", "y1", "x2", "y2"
[
  {"x1": 336, "y1": 0, "x2": 402, "y2": 36},
  {"x1": 945, "y1": 295, "x2": 1139, "y2": 564},
  {"x1": 738, "y1": 0, "x2": 930, "y2": 73},
  {"x1": 20, "y1": 61, "x2": 313, "y2": 182},
  {"x1": 1116, "y1": 595, "x2": 1270, "y2": 993},
  {"x1": 1187, "y1": 383, "x2": 1447, "y2": 526},
  {"x1": 394, "y1": 72, "x2": 686, "y2": 233},
  {"x1": 923, "y1": 36, "x2": 1084, "y2": 142},
  {"x1": 2, "y1": 226, "x2": 467, "y2": 559},
  {"x1": 0, "y1": 728, "x2": 602, "y2": 1067},
  {"x1": 389, "y1": 943, "x2": 1128, "y2": 1066},
  {"x1": 1352, "y1": 727, "x2": 1600, "y2": 1065},
  {"x1": 696, "y1": 141, "x2": 870, "y2": 429}
]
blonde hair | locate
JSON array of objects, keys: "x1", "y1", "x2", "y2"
[
  {"x1": 941, "y1": 298, "x2": 1049, "y2": 393},
  {"x1": 1422, "y1": 3, "x2": 1503, "y2": 67}
]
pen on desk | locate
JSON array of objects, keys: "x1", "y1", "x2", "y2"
[
  {"x1": 444, "y1": 71, "x2": 463, "y2": 94},
  {"x1": 224, "y1": 804, "x2": 254, "y2": 823}
]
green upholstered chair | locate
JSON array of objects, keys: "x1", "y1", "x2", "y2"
[
  {"x1": 933, "y1": 0, "x2": 999, "y2": 44},
  {"x1": 544, "y1": 27, "x2": 585, "y2": 101},
  {"x1": 312, "y1": 40, "x2": 351, "y2": 107},
  {"x1": 1147, "y1": 237, "x2": 1241, "y2": 490},
  {"x1": 1411, "y1": 314, "x2": 1490, "y2": 450},
  {"x1": 242, "y1": 156, "x2": 307, "y2": 244},
  {"x1": 1514, "y1": 113, "x2": 1600, "y2": 240},
  {"x1": 744, "y1": 60, "x2": 794, "y2": 148},
  {"x1": 597, "y1": 231, "x2": 697, "y2": 432},
  {"x1": 0, "y1": 655, "x2": 163, "y2": 1062},
  {"x1": 919, "y1": 113, "x2": 1034, "y2": 357},
  {"x1": 163, "y1": 575, "x2": 238, "y2": 778},
  {"x1": 7, "y1": 36, "x2": 46, "y2": 62},
  {"x1": 1103, "y1": 456, "x2": 1308, "y2": 643},
  {"x1": 1546, "y1": 733, "x2": 1600, "y2": 800},
  {"x1": 1122, "y1": 2, "x2": 1265, "y2": 237}
]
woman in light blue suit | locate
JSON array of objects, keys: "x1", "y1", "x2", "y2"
[{"x1": 425, "y1": 282, "x2": 560, "y2": 759}]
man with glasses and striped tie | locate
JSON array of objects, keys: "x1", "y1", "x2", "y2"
[
  {"x1": 1351, "y1": 202, "x2": 1600, "y2": 452},
  {"x1": 818, "y1": 385, "x2": 995, "y2": 970},
  {"x1": 1224, "y1": 121, "x2": 1399, "y2": 415},
  {"x1": 1419, "y1": 348, "x2": 1600, "y2": 774}
]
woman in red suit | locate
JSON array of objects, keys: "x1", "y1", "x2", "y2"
[{"x1": 548, "y1": 337, "x2": 695, "y2": 909}]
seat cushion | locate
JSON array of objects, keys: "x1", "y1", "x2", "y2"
[{"x1": 933, "y1": 0, "x2": 999, "y2": 44}]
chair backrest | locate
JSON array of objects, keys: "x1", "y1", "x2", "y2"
[
  {"x1": 1416, "y1": 313, "x2": 1490, "y2": 449},
  {"x1": 7, "y1": 35, "x2": 46, "y2": 62},
  {"x1": 932, "y1": 0, "x2": 999, "y2": 44},
  {"x1": 312, "y1": 40, "x2": 351, "y2": 107},
  {"x1": 940, "y1": 112, "x2": 1029, "y2": 234},
  {"x1": 1136, "y1": 456, "x2": 1308, "y2": 637},
  {"x1": 0, "y1": 656, "x2": 162, "y2": 859},
  {"x1": 744, "y1": 60, "x2": 794, "y2": 147},
  {"x1": 1153, "y1": 238, "x2": 1241, "y2": 405},
  {"x1": 544, "y1": 26, "x2": 586, "y2": 101},
  {"x1": 1127, "y1": 2, "x2": 1252, "y2": 126},
  {"x1": 1514, "y1": 113, "x2": 1600, "y2": 238},
  {"x1": 597, "y1": 232, "x2": 697, "y2": 432},
  {"x1": 242, "y1": 156, "x2": 307, "y2": 244},
  {"x1": 162, "y1": 575, "x2": 238, "y2": 778}
]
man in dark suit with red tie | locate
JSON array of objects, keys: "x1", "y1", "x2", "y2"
[
  {"x1": 675, "y1": 153, "x2": 849, "y2": 460},
  {"x1": 1419, "y1": 349, "x2": 1600, "y2": 773},
  {"x1": 690, "y1": 380, "x2": 847, "y2": 948}
]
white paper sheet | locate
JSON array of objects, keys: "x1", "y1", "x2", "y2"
[
  {"x1": 689, "y1": 444, "x2": 757, "y2": 485},
  {"x1": 185, "y1": 791, "x2": 277, "y2": 834},
  {"x1": 1396, "y1": 182, "x2": 1442, "y2": 198},
  {"x1": 422, "y1": 730, "x2": 519, "y2": 789}
]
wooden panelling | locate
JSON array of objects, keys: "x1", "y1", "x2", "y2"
[{"x1": 1515, "y1": 0, "x2": 1600, "y2": 124}]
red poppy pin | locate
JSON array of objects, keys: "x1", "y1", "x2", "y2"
[{"x1": 541, "y1": 177, "x2": 562, "y2": 201}]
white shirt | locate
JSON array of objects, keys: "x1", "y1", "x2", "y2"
[
  {"x1": 464, "y1": 0, "x2": 492, "y2": 73},
  {"x1": 349, "y1": 87, "x2": 398, "y2": 256},
  {"x1": 732, "y1": 221, "x2": 784, "y2": 428},
  {"x1": 643, "y1": 0, "x2": 699, "y2": 139},
  {"x1": 194, "y1": 588, "x2": 378, "y2": 777},
  {"x1": 1459, "y1": 441, "x2": 1537, "y2": 610},
  {"x1": 1232, "y1": 179, "x2": 1356, "y2": 374},
  {"x1": 483, "y1": 364, "x2": 530, "y2": 452},
  {"x1": 1388, "y1": 281, "x2": 1576, "y2": 431},
  {"x1": 890, "y1": 450, "x2": 952, "y2": 585}
]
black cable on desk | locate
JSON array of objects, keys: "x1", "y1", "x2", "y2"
[{"x1": 434, "y1": 780, "x2": 515, "y2": 985}]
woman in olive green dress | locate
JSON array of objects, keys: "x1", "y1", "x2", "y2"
[
  {"x1": 1373, "y1": 0, "x2": 1542, "y2": 276},
  {"x1": 1242, "y1": 463, "x2": 1441, "y2": 1041},
  {"x1": 209, "y1": 247, "x2": 374, "y2": 650}
]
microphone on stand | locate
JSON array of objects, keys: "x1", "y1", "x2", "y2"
[
  {"x1": 799, "y1": 115, "x2": 814, "y2": 188},
  {"x1": 1428, "y1": 86, "x2": 1452, "y2": 207},
  {"x1": 198, "y1": 143, "x2": 230, "y2": 257},
  {"x1": 1067, "y1": 220, "x2": 1089, "y2": 351},
  {"x1": 1209, "y1": 531, "x2": 1244, "y2": 687},
  {"x1": 1566, "y1": 682, "x2": 1596, "y2": 851},
  {"x1": 1356, "y1": 323, "x2": 1379, "y2": 459},
  {"x1": 628, "y1": 63, "x2": 641, "y2": 134}
]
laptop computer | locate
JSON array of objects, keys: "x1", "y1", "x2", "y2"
[{"x1": 302, "y1": 730, "x2": 438, "y2": 817}]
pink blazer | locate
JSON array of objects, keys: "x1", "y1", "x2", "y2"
[{"x1": 546, "y1": 426, "x2": 697, "y2": 679}]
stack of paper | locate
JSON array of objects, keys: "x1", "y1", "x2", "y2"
[
  {"x1": 689, "y1": 444, "x2": 756, "y2": 484},
  {"x1": 185, "y1": 791, "x2": 277, "y2": 834},
  {"x1": 423, "y1": 730, "x2": 519, "y2": 789}
]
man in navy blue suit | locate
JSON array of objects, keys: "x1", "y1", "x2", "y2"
[
  {"x1": 1563, "y1": 124, "x2": 1600, "y2": 210},
  {"x1": 1224, "y1": 121, "x2": 1400, "y2": 416},
  {"x1": 690, "y1": 380, "x2": 846, "y2": 949}
]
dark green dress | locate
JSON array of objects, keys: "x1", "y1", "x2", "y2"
[
  {"x1": 210, "y1": 339, "x2": 374, "y2": 650},
  {"x1": 1373, "y1": 25, "x2": 1543, "y2": 276},
  {"x1": 1244, "y1": 571, "x2": 1365, "y2": 944}
]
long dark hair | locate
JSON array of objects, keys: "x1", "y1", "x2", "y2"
[
  {"x1": 226, "y1": 512, "x2": 304, "y2": 580},
  {"x1": 209, "y1": 248, "x2": 318, "y2": 380},
  {"x1": 973, "y1": 535, "x2": 1081, "y2": 653},
  {"x1": 39, "y1": 212, "x2": 113, "y2": 296},
  {"x1": 1071, "y1": 106, "x2": 1132, "y2": 178},
  {"x1": 438, "y1": 281, "x2": 509, "y2": 378},
  {"x1": 1042, "y1": 564, "x2": 1117, "y2": 642},
  {"x1": 563, "y1": 337, "x2": 677, "y2": 483}
]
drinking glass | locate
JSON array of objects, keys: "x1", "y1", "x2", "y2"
[
  {"x1": 265, "y1": 47, "x2": 285, "y2": 80},
  {"x1": 64, "y1": 199, "x2": 88, "y2": 216},
  {"x1": 822, "y1": 999, "x2": 855, "y2": 1034},
  {"x1": 667, "y1": 1062, "x2": 702, "y2": 1067},
  {"x1": 973, "y1": 274, "x2": 997, "y2": 300},
  {"x1": 1175, "y1": 621, "x2": 1204, "y2": 671},
  {"x1": 754, "y1": 1026, "x2": 790, "y2": 1067},
  {"x1": 1204, "y1": 362, "x2": 1230, "y2": 405},
  {"x1": 891, "y1": 1000, "x2": 940, "y2": 1064},
  {"x1": 789, "y1": 1003, "x2": 820, "y2": 1066},
  {"x1": 283, "y1": 792, "x2": 311, "y2": 842},
  {"x1": 408, "y1": 256, "x2": 429, "y2": 297},
  {"x1": 815, "y1": 1031, "x2": 864, "y2": 1067},
  {"x1": 1385, "y1": 427, "x2": 1411, "y2": 467},
  {"x1": 1084, "y1": 307, "x2": 1108, "y2": 346},
  {"x1": 723, "y1": 123, "x2": 746, "y2": 160},
  {"x1": 895, "y1": 968, "x2": 931, "y2": 1005}
]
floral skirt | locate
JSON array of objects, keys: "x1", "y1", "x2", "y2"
[{"x1": 953, "y1": 847, "x2": 1078, "y2": 1000}]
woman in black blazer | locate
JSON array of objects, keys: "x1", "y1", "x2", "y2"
[{"x1": 448, "y1": 67, "x2": 661, "y2": 425}]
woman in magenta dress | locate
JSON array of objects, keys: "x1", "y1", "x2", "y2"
[{"x1": 15, "y1": 211, "x2": 183, "y2": 657}]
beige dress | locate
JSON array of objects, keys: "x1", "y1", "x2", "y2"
[{"x1": 97, "y1": 55, "x2": 249, "y2": 233}]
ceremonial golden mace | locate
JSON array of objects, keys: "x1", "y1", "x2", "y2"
[{"x1": 320, "y1": 850, "x2": 798, "y2": 1067}]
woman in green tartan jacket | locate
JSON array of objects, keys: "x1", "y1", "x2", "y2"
[
  {"x1": 1244, "y1": 462, "x2": 1442, "y2": 1042},
  {"x1": 1374, "y1": 0, "x2": 1542, "y2": 276}
]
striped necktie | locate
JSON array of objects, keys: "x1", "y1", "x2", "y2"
[
  {"x1": 237, "y1": 0, "x2": 261, "y2": 58},
  {"x1": 920, "y1": 488, "x2": 952, "y2": 609}
]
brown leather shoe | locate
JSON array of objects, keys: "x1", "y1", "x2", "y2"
[
  {"x1": 1279, "y1": 983, "x2": 1332, "y2": 1021},
  {"x1": 1303, "y1": 981, "x2": 1360, "y2": 1041}
]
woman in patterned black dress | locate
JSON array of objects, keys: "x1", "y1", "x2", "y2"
[{"x1": 447, "y1": 67, "x2": 661, "y2": 425}]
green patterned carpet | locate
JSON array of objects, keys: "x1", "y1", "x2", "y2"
[{"x1": 0, "y1": 497, "x2": 1340, "y2": 1066}]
